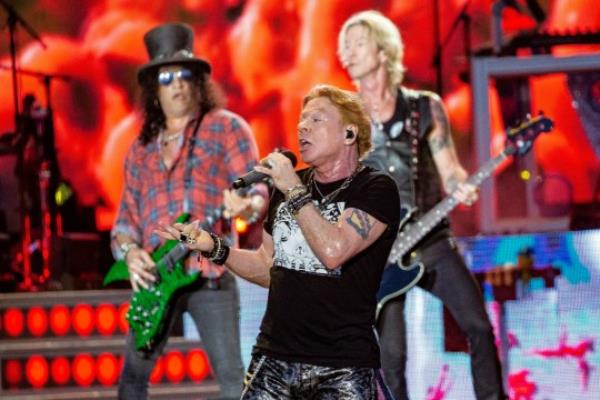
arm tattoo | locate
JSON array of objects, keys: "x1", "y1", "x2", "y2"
[
  {"x1": 446, "y1": 173, "x2": 461, "y2": 193},
  {"x1": 346, "y1": 209, "x2": 375, "y2": 240},
  {"x1": 429, "y1": 133, "x2": 451, "y2": 153},
  {"x1": 429, "y1": 99, "x2": 453, "y2": 154}
]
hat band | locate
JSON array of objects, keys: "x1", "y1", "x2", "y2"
[{"x1": 155, "y1": 49, "x2": 195, "y2": 61}]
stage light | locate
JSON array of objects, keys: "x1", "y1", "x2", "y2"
[
  {"x1": 96, "y1": 303, "x2": 117, "y2": 336},
  {"x1": 165, "y1": 351, "x2": 185, "y2": 383},
  {"x1": 49, "y1": 304, "x2": 71, "y2": 336},
  {"x1": 55, "y1": 183, "x2": 73, "y2": 206},
  {"x1": 51, "y1": 356, "x2": 70, "y2": 385},
  {"x1": 235, "y1": 217, "x2": 248, "y2": 234},
  {"x1": 96, "y1": 353, "x2": 119, "y2": 386},
  {"x1": 4, "y1": 359, "x2": 22, "y2": 387},
  {"x1": 25, "y1": 355, "x2": 49, "y2": 389},
  {"x1": 149, "y1": 357, "x2": 164, "y2": 384},
  {"x1": 118, "y1": 302, "x2": 129, "y2": 333},
  {"x1": 72, "y1": 353, "x2": 95, "y2": 387},
  {"x1": 27, "y1": 306, "x2": 49, "y2": 337},
  {"x1": 187, "y1": 349, "x2": 210, "y2": 382},
  {"x1": 520, "y1": 169, "x2": 532, "y2": 181},
  {"x1": 72, "y1": 304, "x2": 94, "y2": 336},
  {"x1": 3, "y1": 308, "x2": 25, "y2": 337}
]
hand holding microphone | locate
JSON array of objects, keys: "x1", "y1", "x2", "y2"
[
  {"x1": 252, "y1": 150, "x2": 303, "y2": 194},
  {"x1": 232, "y1": 149, "x2": 297, "y2": 189}
]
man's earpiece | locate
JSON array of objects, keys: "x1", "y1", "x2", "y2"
[{"x1": 346, "y1": 129, "x2": 355, "y2": 139}]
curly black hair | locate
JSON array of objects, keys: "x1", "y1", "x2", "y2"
[{"x1": 138, "y1": 65, "x2": 224, "y2": 145}]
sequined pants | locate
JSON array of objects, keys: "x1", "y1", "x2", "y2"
[{"x1": 241, "y1": 354, "x2": 377, "y2": 399}]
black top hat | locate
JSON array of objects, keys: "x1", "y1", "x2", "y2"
[{"x1": 137, "y1": 22, "x2": 211, "y2": 83}]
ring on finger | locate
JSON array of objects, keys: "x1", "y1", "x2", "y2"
[
  {"x1": 179, "y1": 232, "x2": 189, "y2": 243},
  {"x1": 132, "y1": 272, "x2": 140, "y2": 281}
]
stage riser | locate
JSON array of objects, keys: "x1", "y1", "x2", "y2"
[
  {"x1": 2, "y1": 348, "x2": 213, "y2": 390},
  {"x1": 1, "y1": 290, "x2": 131, "y2": 340},
  {"x1": 0, "y1": 383, "x2": 220, "y2": 400},
  {"x1": 0, "y1": 290, "x2": 216, "y2": 397}
]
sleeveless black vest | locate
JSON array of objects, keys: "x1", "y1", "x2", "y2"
[{"x1": 362, "y1": 87, "x2": 447, "y2": 226}]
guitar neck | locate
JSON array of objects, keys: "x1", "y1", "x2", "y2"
[
  {"x1": 160, "y1": 207, "x2": 224, "y2": 269},
  {"x1": 161, "y1": 242, "x2": 190, "y2": 269},
  {"x1": 391, "y1": 150, "x2": 510, "y2": 260}
]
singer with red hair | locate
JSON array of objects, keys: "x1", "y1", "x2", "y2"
[{"x1": 158, "y1": 84, "x2": 400, "y2": 399}]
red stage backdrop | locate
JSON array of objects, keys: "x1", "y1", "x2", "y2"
[{"x1": 0, "y1": 0, "x2": 598, "y2": 230}]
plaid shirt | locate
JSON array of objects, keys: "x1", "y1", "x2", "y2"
[{"x1": 111, "y1": 108, "x2": 259, "y2": 278}]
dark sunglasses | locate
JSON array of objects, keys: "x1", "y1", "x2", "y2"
[{"x1": 157, "y1": 68, "x2": 194, "y2": 86}]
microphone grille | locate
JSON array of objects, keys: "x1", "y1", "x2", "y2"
[{"x1": 279, "y1": 149, "x2": 298, "y2": 167}]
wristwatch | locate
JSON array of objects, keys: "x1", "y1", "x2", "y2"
[{"x1": 120, "y1": 242, "x2": 139, "y2": 259}]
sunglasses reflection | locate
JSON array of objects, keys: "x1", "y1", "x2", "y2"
[{"x1": 157, "y1": 68, "x2": 193, "y2": 86}]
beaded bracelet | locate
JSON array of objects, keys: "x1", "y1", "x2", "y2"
[
  {"x1": 200, "y1": 232, "x2": 220, "y2": 259},
  {"x1": 201, "y1": 232, "x2": 230, "y2": 265},
  {"x1": 212, "y1": 244, "x2": 230, "y2": 265}
]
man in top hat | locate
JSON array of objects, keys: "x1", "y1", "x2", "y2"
[{"x1": 111, "y1": 22, "x2": 262, "y2": 399}]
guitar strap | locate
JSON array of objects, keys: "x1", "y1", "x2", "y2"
[
  {"x1": 183, "y1": 112, "x2": 206, "y2": 214},
  {"x1": 404, "y1": 89, "x2": 427, "y2": 212}
]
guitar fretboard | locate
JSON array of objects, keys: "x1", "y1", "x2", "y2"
[
  {"x1": 159, "y1": 208, "x2": 223, "y2": 271},
  {"x1": 387, "y1": 150, "x2": 510, "y2": 263}
]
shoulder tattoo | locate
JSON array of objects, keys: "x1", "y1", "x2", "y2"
[
  {"x1": 346, "y1": 209, "x2": 375, "y2": 240},
  {"x1": 429, "y1": 99, "x2": 453, "y2": 154}
]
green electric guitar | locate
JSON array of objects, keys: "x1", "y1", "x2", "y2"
[{"x1": 104, "y1": 210, "x2": 223, "y2": 352}]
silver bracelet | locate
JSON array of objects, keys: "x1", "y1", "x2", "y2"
[
  {"x1": 246, "y1": 210, "x2": 261, "y2": 224},
  {"x1": 120, "y1": 242, "x2": 139, "y2": 259}
]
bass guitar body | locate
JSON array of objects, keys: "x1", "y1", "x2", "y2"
[{"x1": 376, "y1": 207, "x2": 425, "y2": 319}]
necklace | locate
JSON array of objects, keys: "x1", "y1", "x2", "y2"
[
  {"x1": 308, "y1": 164, "x2": 365, "y2": 206},
  {"x1": 367, "y1": 90, "x2": 396, "y2": 132},
  {"x1": 371, "y1": 103, "x2": 385, "y2": 132},
  {"x1": 160, "y1": 130, "x2": 183, "y2": 145}
]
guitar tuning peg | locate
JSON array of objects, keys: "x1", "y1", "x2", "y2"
[{"x1": 526, "y1": 113, "x2": 531, "y2": 120}]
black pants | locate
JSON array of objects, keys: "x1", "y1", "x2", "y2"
[{"x1": 377, "y1": 237, "x2": 506, "y2": 400}]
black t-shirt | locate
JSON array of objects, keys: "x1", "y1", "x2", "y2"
[{"x1": 254, "y1": 165, "x2": 400, "y2": 368}]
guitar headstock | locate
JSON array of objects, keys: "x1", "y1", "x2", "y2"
[{"x1": 505, "y1": 114, "x2": 554, "y2": 156}]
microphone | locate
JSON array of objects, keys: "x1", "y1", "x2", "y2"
[{"x1": 231, "y1": 149, "x2": 297, "y2": 189}]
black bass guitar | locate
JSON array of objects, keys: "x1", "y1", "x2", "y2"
[{"x1": 376, "y1": 115, "x2": 554, "y2": 318}]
